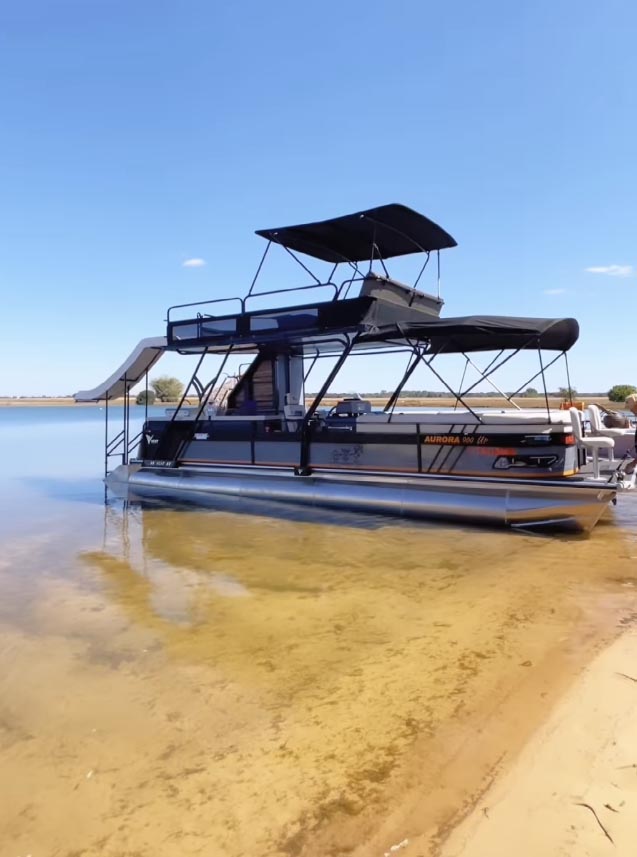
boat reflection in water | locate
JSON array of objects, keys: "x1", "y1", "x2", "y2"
[{"x1": 66, "y1": 493, "x2": 637, "y2": 856}]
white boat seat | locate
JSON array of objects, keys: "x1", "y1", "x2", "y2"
[
  {"x1": 587, "y1": 404, "x2": 636, "y2": 463},
  {"x1": 587, "y1": 404, "x2": 633, "y2": 448},
  {"x1": 570, "y1": 407, "x2": 614, "y2": 478}
]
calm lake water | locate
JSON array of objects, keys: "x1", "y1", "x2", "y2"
[{"x1": 1, "y1": 406, "x2": 637, "y2": 857}]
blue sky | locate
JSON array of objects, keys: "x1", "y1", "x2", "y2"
[{"x1": 1, "y1": 0, "x2": 636, "y2": 397}]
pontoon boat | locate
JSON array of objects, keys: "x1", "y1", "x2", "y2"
[{"x1": 75, "y1": 204, "x2": 632, "y2": 532}]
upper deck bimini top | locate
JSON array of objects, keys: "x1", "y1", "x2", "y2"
[{"x1": 255, "y1": 203, "x2": 457, "y2": 263}]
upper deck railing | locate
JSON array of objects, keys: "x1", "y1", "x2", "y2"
[{"x1": 166, "y1": 281, "x2": 342, "y2": 323}]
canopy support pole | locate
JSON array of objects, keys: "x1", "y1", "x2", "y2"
[
  {"x1": 461, "y1": 353, "x2": 522, "y2": 410},
  {"x1": 457, "y1": 346, "x2": 523, "y2": 399},
  {"x1": 281, "y1": 246, "x2": 322, "y2": 285},
  {"x1": 383, "y1": 349, "x2": 424, "y2": 416},
  {"x1": 437, "y1": 250, "x2": 441, "y2": 299},
  {"x1": 303, "y1": 337, "x2": 356, "y2": 424},
  {"x1": 564, "y1": 352, "x2": 574, "y2": 406},
  {"x1": 508, "y1": 352, "x2": 564, "y2": 399},
  {"x1": 423, "y1": 352, "x2": 481, "y2": 421},
  {"x1": 412, "y1": 251, "x2": 430, "y2": 291},
  {"x1": 479, "y1": 349, "x2": 505, "y2": 377},
  {"x1": 455, "y1": 358, "x2": 469, "y2": 411},
  {"x1": 303, "y1": 349, "x2": 320, "y2": 384},
  {"x1": 246, "y1": 241, "x2": 271, "y2": 297},
  {"x1": 299, "y1": 336, "x2": 357, "y2": 473},
  {"x1": 538, "y1": 345, "x2": 552, "y2": 423}
]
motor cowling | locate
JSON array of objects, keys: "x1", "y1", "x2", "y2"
[{"x1": 333, "y1": 398, "x2": 372, "y2": 417}]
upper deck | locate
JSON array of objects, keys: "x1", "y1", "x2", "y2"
[
  {"x1": 167, "y1": 273, "x2": 444, "y2": 354},
  {"x1": 167, "y1": 203, "x2": 458, "y2": 354}
]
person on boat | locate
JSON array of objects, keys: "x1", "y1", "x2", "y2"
[{"x1": 625, "y1": 394, "x2": 637, "y2": 472}]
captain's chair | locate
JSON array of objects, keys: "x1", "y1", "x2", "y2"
[
  {"x1": 587, "y1": 405, "x2": 632, "y2": 462},
  {"x1": 569, "y1": 407, "x2": 614, "y2": 479}
]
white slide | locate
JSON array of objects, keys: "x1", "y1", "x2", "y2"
[{"x1": 74, "y1": 336, "x2": 167, "y2": 402}]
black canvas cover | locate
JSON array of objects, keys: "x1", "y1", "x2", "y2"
[
  {"x1": 256, "y1": 203, "x2": 457, "y2": 263},
  {"x1": 362, "y1": 316, "x2": 580, "y2": 353}
]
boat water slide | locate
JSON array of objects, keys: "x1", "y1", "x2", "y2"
[{"x1": 74, "y1": 336, "x2": 167, "y2": 402}]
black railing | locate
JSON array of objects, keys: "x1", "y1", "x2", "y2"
[
  {"x1": 167, "y1": 281, "x2": 340, "y2": 323},
  {"x1": 167, "y1": 295, "x2": 243, "y2": 323},
  {"x1": 154, "y1": 418, "x2": 429, "y2": 476},
  {"x1": 106, "y1": 428, "x2": 144, "y2": 471}
]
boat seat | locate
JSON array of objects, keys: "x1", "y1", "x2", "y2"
[
  {"x1": 569, "y1": 407, "x2": 614, "y2": 479},
  {"x1": 587, "y1": 405, "x2": 632, "y2": 462}
]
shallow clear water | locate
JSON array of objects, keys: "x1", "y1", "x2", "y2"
[{"x1": 1, "y1": 406, "x2": 636, "y2": 857}]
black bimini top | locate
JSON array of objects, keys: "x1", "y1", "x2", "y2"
[
  {"x1": 255, "y1": 203, "x2": 457, "y2": 263},
  {"x1": 362, "y1": 316, "x2": 580, "y2": 353}
]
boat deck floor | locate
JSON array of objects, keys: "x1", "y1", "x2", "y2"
[{"x1": 580, "y1": 455, "x2": 636, "y2": 490}]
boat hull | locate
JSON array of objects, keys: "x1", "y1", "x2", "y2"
[{"x1": 108, "y1": 463, "x2": 616, "y2": 533}]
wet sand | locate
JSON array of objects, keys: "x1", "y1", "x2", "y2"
[
  {"x1": 439, "y1": 630, "x2": 637, "y2": 857},
  {"x1": 1, "y1": 496, "x2": 637, "y2": 856}
]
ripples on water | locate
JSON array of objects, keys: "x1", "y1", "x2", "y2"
[{"x1": 0, "y1": 406, "x2": 636, "y2": 857}]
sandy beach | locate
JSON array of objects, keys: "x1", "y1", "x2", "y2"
[{"x1": 439, "y1": 630, "x2": 637, "y2": 857}]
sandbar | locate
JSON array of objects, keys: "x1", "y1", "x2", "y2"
[{"x1": 439, "y1": 629, "x2": 637, "y2": 856}]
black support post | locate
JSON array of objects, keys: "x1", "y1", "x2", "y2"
[
  {"x1": 298, "y1": 338, "x2": 356, "y2": 474},
  {"x1": 383, "y1": 350, "x2": 423, "y2": 415}
]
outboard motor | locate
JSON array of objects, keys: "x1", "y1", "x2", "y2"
[
  {"x1": 325, "y1": 398, "x2": 372, "y2": 431},
  {"x1": 333, "y1": 398, "x2": 372, "y2": 417}
]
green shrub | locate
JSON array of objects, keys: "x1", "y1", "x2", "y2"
[
  {"x1": 608, "y1": 384, "x2": 637, "y2": 402},
  {"x1": 136, "y1": 390, "x2": 157, "y2": 405},
  {"x1": 150, "y1": 376, "x2": 184, "y2": 402}
]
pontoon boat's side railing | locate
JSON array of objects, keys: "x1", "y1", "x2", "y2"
[
  {"x1": 167, "y1": 296, "x2": 244, "y2": 323},
  {"x1": 166, "y1": 281, "x2": 340, "y2": 323},
  {"x1": 244, "y1": 282, "x2": 338, "y2": 310},
  {"x1": 103, "y1": 376, "x2": 145, "y2": 476},
  {"x1": 138, "y1": 414, "x2": 579, "y2": 480},
  {"x1": 106, "y1": 428, "x2": 144, "y2": 470},
  {"x1": 337, "y1": 275, "x2": 366, "y2": 300}
]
